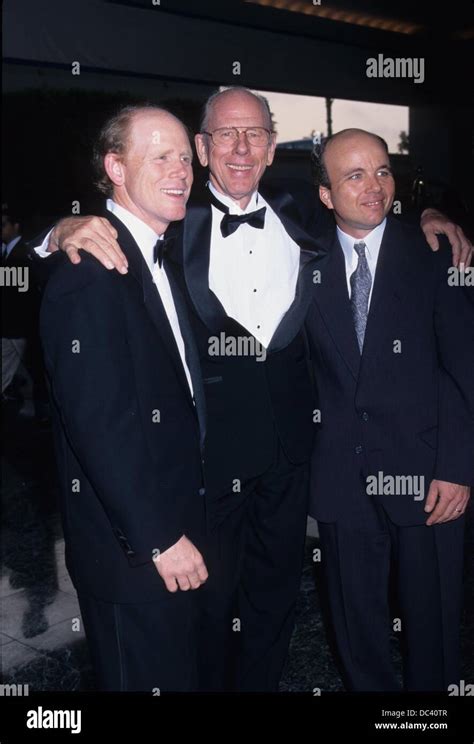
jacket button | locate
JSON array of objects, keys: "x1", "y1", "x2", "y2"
[
  {"x1": 355, "y1": 445, "x2": 363, "y2": 454},
  {"x1": 362, "y1": 412, "x2": 369, "y2": 421},
  {"x1": 199, "y1": 487, "x2": 206, "y2": 496}
]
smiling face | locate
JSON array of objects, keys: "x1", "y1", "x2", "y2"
[
  {"x1": 104, "y1": 110, "x2": 193, "y2": 234},
  {"x1": 319, "y1": 131, "x2": 395, "y2": 238},
  {"x1": 195, "y1": 90, "x2": 276, "y2": 209}
]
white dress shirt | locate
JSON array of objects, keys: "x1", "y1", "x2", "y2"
[
  {"x1": 34, "y1": 231, "x2": 53, "y2": 258},
  {"x1": 34, "y1": 200, "x2": 194, "y2": 396},
  {"x1": 208, "y1": 182, "x2": 300, "y2": 348},
  {"x1": 336, "y1": 218, "x2": 387, "y2": 308}
]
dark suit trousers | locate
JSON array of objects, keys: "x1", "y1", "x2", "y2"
[
  {"x1": 318, "y1": 491, "x2": 465, "y2": 692},
  {"x1": 197, "y1": 434, "x2": 309, "y2": 692},
  {"x1": 77, "y1": 589, "x2": 199, "y2": 691}
]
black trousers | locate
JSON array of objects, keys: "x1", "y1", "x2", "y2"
[
  {"x1": 197, "y1": 436, "x2": 309, "y2": 692},
  {"x1": 318, "y1": 492, "x2": 465, "y2": 692},
  {"x1": 78, "y1": 588, "x2": 199, "y2": 692}
]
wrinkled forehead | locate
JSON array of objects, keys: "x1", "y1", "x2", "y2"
[
  {"x1": 208, "y1": 94, "x2": 269, "y2": 129},
  {"x1": 326, "y1": 134, "x2": 389, "y2": 171},
  {"x1": 128, "y1": 111, "x2": 191, "y2": 151}
]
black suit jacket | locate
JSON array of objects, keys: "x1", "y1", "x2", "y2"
[
  {"x1": 306, "y1": 216, "x2": 474, "y2": 525},
  {"x1": 40, "y1": 211, "x2": 206, "y2": 602},
  {"x1": 165, "y1": 184, "x2": 327, "y2": 499}
]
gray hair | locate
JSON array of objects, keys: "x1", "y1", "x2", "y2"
[{"x1": 200, "y1": 87, "x2": 275, "y2": 133}]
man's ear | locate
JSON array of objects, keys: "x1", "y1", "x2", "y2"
[
  {"x1": 104, "y1": 153, "x2": 125, "y2": 187},
  {"x1": 266, "y1": 132, "x2": 277, "y2": 167},
  {"x1": 194, "y1": 134, "x2": 209, "y2": 167},
  {"x1": 319, "y1": 185, "x2": 333, "y2": 210}
]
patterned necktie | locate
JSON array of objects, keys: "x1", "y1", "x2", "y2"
[
  {"x1": 208, "y1": 190, "x2": 266, "y2": 238},
  {"x1": 350, "y1": 241, "x2": 372, "y2": 353}
]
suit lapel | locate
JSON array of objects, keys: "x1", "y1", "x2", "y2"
[
  {"x1": 312, "y1": 231, "x2": 361, "y2": 380},
  {"x1": 269, "y1": 248, "x2": 325, "y2": 352},
  {"x1": 182, "y1": 202, "x2": 236, "y2": 334},
  {"x1": 105, "y1": 211, "x2": 195, "y2": 409},
  {"x1": 361, "y1": 217, "x2": 409, "y2": 363},
  {"x1": 263, "y1": 189, "x2": 328, "y2": 352},
  {"x1": 312, "y1": 218, "x2": 412, "y2": 382},
  {"x1": 261, "y1": 186, "x2": 323, "y2": 254},
  {"x1": 164, "y1": 260, "x2": 207, "y2": 449}
]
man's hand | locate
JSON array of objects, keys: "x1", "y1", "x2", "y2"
[
  {"x1": 420, "y1": 208, "x2": 473, "y2": 268},
  {"x1": 424, "y1": 479, "x2": 470, "y2": 525},
  {"x1": 152, "y1": 535, "x2": 208, "y2": 592},
  {"x1": 49, "y1": 216, "x2": 128, "y2": 274}
]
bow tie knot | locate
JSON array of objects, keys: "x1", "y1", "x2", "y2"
[
  {"x1": 220, "y1": 207, "x2": 266, "y2": 238},
  {"x1": 153, "y1": 236, "x2": 174, "y2": 267},
  {"x1": 208, "y1": 190, "x2": 266, "y2": 237}
]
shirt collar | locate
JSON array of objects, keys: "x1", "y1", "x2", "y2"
[
  {"x1": 6, "y1": 235, "x2": 22, "y2": 253},
  {"x1": 208, "y1": 181, "x2": 259, "y2": 215},
  {"x1": 106, "y1": 199, "x2": 163, "y2": 274},
  {"x1": 337, "y1": 218, "x2": 387, "y2": 266}
]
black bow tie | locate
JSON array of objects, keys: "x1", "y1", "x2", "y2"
[
  {"x1": 208, "y1": 190, "x2": 266, "y2": 238},
  {"x1": 153, "y1": 236, "x2": 174, "y2": 268}
]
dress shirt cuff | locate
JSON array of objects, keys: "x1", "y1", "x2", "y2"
[{"x1": 33, "y1": 228, "x2": 54, "y2": 258}]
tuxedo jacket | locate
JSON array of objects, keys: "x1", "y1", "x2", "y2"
[
  {"x1": 40, "y1": 211, "x2": 206, "y2": 603},
  {"x1": 165, "y1": 184, "x2": 328, "y2": 498},
  {"x1": 306, "y1": 215, "x2": 474, "y2": 525}
]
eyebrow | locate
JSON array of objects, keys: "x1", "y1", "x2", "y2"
[
  {"x1": 342, "y1": 163, "x2": 392, "y2": 177},
  {"x1": 151, "y1": 148, "x2": 192, "y2": 157},
  {"x1": 152, "y1": 148, "x2": 172, "y2": 156},
  {"x1": 214, "y1": 124, "x2": 266, "y2": 129}
]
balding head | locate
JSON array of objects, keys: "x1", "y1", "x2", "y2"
[
  {"x1": 312, "y1": 129, "x2": 389, "y2": 189},
  {"x1": 200, "y1": 87, "x2": 273, "y2": 133}
]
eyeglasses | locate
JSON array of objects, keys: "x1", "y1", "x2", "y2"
[{"x1": 202, "y1": 127, "x2": 273, "y2": 147}]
